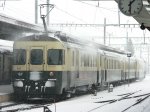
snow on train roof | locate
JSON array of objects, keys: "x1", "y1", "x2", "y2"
[
  {"x1": 16, "y1": 34, "x2": 59, "y2": 41},
  {"x1": 0, "y1": 47, "x2": 12, "y2": 53},
  {"x1": 16, "y1": 32, "x2": 127, "y2": 55}
]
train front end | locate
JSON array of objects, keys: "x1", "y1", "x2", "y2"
[{"x1": 12, "y1": 35, "x2": 66, "y2": 99}]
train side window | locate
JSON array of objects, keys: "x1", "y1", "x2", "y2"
[
  {"x1": 111, "y1": 59, "x2": 113, "y2": 69},
  {"x1": 112, "y1": 60, "x2": 114, "y2": 69},
  {"x1": 107, "y1": 59, "x2": 109, "y2": 69},
  {"x1": 72, "y1": 51, "x2": 75, "y2": 66},
  {"x1": 110, "y1": 59, "x2": 111, "y2": 69},
  {"x1": 90, "y1": 55, "x2": 92, "y2": 67},
  {"x1": 87, "y1": 55, "x2": 90, "y2": 67},
  {"x1": 31, "y1": 49, "x2": 43, "y2": 65},
  {"x1": 76, "y1": 50, "x2": 79, "y2": 66},
  {"x1": 114, "y1": 60, "x2": 116, "y2": 69},
  {"x1": 13, "y1": 49, "x2": 26, "y2": 65},
  {"x1": 84, "y1": 54, "x2": 86, "y2": 67},
  {"x1": 94, "y1": 55, "x2": 96, "y2": 67},
  {"x1": 47, "y1": 49, "x2": 64, "y2": 65},
  {"x1": 99, "y1": 55, "x2": 101, "y2": 67},
  {"x1": 0, "y1": 56, "x2": 1, "y2": 69},
  {"x1": 116, "y1": 60, "x2": 117, "y2": 69},
  {"x1": 109, "y1": 59, "x2": 110, "y2": 69}
]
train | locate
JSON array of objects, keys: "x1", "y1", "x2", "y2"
[
  {"x1": 12, "y1": 32, "x2": 146, "y2": 100},
  {"x1": 0, "y1": 47, "x2": 12, "y2": 84}
]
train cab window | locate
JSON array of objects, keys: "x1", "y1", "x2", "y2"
[
  {"x1": 47, "y1": 49, "x2": 64, "y2": 65},
  {"x1": 31, "y1": 49, "x2": 43, "y2": 65},
  {"x1": 13, "y1": 49, "x2": 26, "y2": 65}
]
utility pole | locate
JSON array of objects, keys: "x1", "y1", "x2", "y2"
[
  {"x1": 47, "y1": 0, "x2": 50, "y2": 26},
  {"x1": 35, "y1": 0, "x2": 38, "y2": 24},
  {"x1": 127, "y1": 52, "x2": 131, "y2": 87},
  {"x1": 118, "y1": 9, "x2": 120, "y2": 26},
  {"x1": 104, "y1": 18, "x2": 106, "y2": 45}
]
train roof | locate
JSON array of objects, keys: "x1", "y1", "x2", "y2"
[
  {"x1": 16, "y1": 32, "x2": 127, "y2": 55},
  {"x1": 54, "y1": 32, "x2": 127, "y2": 55},
  {"x1": 0, "y1": 47, "x2": 12, "y2": 54},
  {"x1": 16, "y1": 34, "x2": 59, "y2": 41}
]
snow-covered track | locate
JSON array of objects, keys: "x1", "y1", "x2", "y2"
[
  {"x1": 0, "y1": 101, "x2": 55, "y2": 112},
  {"x1": 86, "y1": 90, "x2": 150, "y2": 112},
  {"x1": 121, "y1": 93, "x2": 150, "y2": 112}
]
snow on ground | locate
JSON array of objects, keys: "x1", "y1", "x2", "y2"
[
  {"x1": 2, "y1": 75, "x2": 150, "y2": 112},
  {"x1": 19, "y1": 74, "x2": 150, "y2": 112},
  {"x1": 47, "y1": 74, "x2": 150, "y2": 112}
]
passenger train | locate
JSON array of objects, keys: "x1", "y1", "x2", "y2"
[
  {"x1": 0, "y1": 48, "x2": 12, "y2": 84},
  {"x1": 12, "y1": 32, "x2": 146, "y2": 99}
]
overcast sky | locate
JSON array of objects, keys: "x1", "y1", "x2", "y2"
[
  {"x1": 0, "y1": 0, "x2": 149, "y2": 48},
  {"x1": 0, "y1": 0, "x2": 136, "y2": 24}
]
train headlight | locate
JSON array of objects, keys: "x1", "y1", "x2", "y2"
[
  {"x1": 14, "y1": 80, "x2": 23, "y2": 87},
  {"x1": 49, "y1": 72, "x2": 54, "y2": 77},
  {"x1": 45, "y1": 81, "x2": 55, "y2": 87}
]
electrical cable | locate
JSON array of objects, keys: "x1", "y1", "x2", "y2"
[
  {"x1": 77, "y1": 1, "x2": 118, "y2": 13},
  {"x1": 55, "y1": 6, "x2": 88, "y2": 23},
  {"x1": 2, "y1": 6, "x2": 34, "y2": 22}
]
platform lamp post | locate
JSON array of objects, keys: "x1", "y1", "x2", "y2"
[{"x1": 127, "y1": 52, "x2": 131, "y2": 87}]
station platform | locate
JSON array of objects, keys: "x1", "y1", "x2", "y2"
[{"x1": 0, "y1": 84, "x2": 13, "y2": 103}]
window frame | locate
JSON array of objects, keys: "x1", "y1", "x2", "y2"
[
  {"x1": 47, "y1": 49, "x2": 65, "y2": 65},
  {"x1": 30, "y1": 49, "x2": 43, "y2": 65},
  {"x1": 13, "y1": 49, "x2": 26, "y2": 65}
]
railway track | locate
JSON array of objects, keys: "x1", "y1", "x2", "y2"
[
  {"x1": 1, "y1": 90, "x2": 150, "y2": 112},
  {"x1": 0, "y1": 104, "x2": 53, "y2": 112},
  {"x1": 0, "y1": 100, "x2": 56, "y2": 112},
  {"x1": 87, "y1": 90, "x2": 150, "y2": 112}
]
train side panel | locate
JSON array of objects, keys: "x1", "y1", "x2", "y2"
[
  {"x1": 3, "y1": 54, "x2": 12, "y2": 83},
  {"x1": 12, "y1": 34, "x2": 146, "y2": 99},
  {"x1": 0, "y1": 52, "x2": 12, "y2": 84}
]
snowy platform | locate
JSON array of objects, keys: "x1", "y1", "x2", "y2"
[
  {"x1": 0, "y1": 85, "x2": 13, "y2": 95},
  {"x1": 0, "y1": 85, "x2": 13, "y2": 103}
]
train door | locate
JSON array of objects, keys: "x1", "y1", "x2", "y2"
[
  {"x1": 75, "y1": 49, "x2": 79, "y2": 78},
  {"x1": 101, "y1": 55, "x2": 105, "y2": 85},
  {"x1": 29, "y1": 46, "x2": 45, "y2": 71},
  {"x1": 0, "y1": 54, "x2": 3, "y2": 83},
  {"x1": 66, "y1": 48, "x2": 71, "y2": 88},
  {"x1": 97, "y1": 53, "x2": 101, "y2": 84},
  {"x1": 135, "y1": 61, "x2": 138, "y2": 79},
  {"x1": 3, "y1": 54, "x2": 12, "y2": 83}
]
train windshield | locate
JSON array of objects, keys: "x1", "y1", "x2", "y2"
[
  {"x1": 30, "y1": 49, "x2": 43, "y2": 65},
  {"x1": 13, "y1": 49, "x2": 26, "y2": 65},
  {"x1": 47, "y1": 49, "x2": 64, "y2": 65}
]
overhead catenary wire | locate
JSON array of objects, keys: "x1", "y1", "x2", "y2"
[
  {"x1": 77, "y1": 1, "x2": 118, "y2": 13},
  {"x1": 54, "y1": 6, "x2": 88, "y2": 24},
  {"x1": 1, "y1": 6, "x2": 35, "y2": 22}
]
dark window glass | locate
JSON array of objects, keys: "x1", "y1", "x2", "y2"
[
  {"x1": 0, "y1": 57, "x2": 2, "y2": 69},
  {"x1": 31, "y1": 49, "x2": 43, "y2": 65},
  {"x1": 47, "y1": 49, "x2": 64, "y2": 65},
  {"x1": 13, "y1": 49, "x2": 26, "y2": 65}
]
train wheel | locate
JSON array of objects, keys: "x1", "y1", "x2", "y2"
[
  {"x1": 61, "y1": 89, "x2": 72, "y2": 100},
  {"x1": 66, "y1": 92, "x2": 71, "y2": 98}
]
